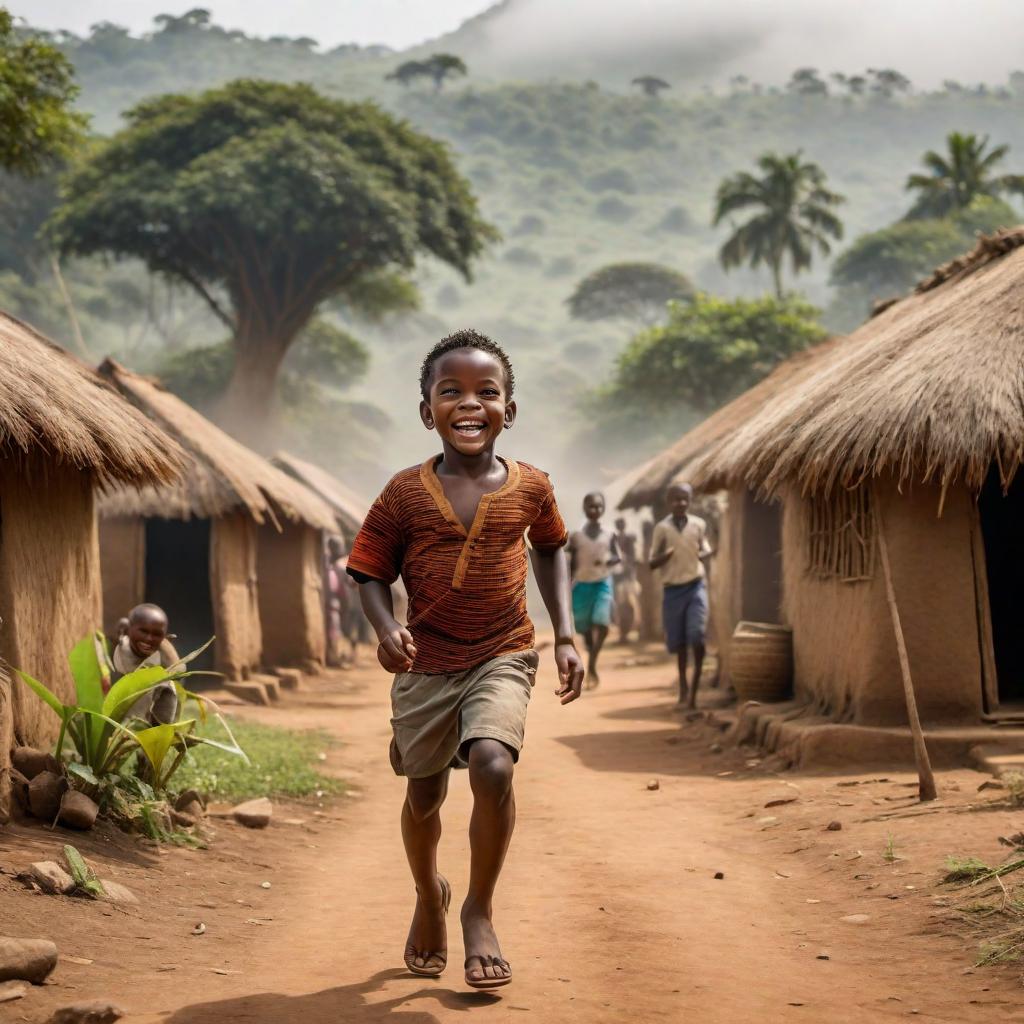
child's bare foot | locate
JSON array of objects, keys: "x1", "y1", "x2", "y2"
[
  {"x1": 461, "y1": 899, "x2": 511, "y2": 988},
  {"x1": 404, "y1": 876, "x2": 450, "y2": 977}
]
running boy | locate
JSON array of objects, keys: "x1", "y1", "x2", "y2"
[
  {"x1": 649, "y1": 483, "x2": 712, "y2": 708},
  {"x1": 346, "y1": 329, "x2": 584, "y2": 990},
  {"x1": 568, "y1": 492, "x2": 619, "y2": 687}
]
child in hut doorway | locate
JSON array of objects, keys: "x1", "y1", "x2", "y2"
[
  {"x1": 569, "y1": 492, "x2": 620, "y2": 687},
  {"x1": 649, "y1": 483, "x2": 712, "y2": 708},
  {"x1": 113, "y1": 603, "x2": 180, "y2": 724},
  {"x1": 612, "y1": 516, "x2": 640, "y2": 643}
]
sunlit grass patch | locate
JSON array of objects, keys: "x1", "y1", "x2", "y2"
[{"x1": 174, "y1": 719, "x2": 343, "y2": 803}]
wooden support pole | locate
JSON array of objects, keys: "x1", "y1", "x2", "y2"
[{"x1": 875, "y1": 492, "x2": 937, "y2": 802}]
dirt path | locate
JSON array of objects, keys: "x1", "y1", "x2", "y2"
[{"x1": 4, "y1": 647, "x2": 1024, "y2": 1022}]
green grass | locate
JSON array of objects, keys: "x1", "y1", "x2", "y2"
[
  {"x1": 944, "y1": 857, "x2": 992, "y2": 883},
  {"x1": 173, "y1": 719, "x2": 343, "y2": 803}
]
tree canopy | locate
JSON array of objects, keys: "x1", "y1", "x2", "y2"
[
  {"x1": 566, "y1": 262, "x2": 694, "y2": 325},
  {"x1": 50, "y1": 79, "x2": 495, "y2": 440},
  {"x1": 387, "y1": 53, "x2": 467, "y2": 90},
  {"x1": 603, "y1": 293, "x2": 826, "y2": 415},
  {"x1": 631, "y1": 76, "x2": 670, "y2": 98},
  {"x1": 713, "y1": 152, "x2": 845, "y2": 298},
  {"x1": 0, "y1": 9, "x2": 86, "y2": 175},
  {"x1": 904, "y1": 131, "x2": 1024, "y2": 219}
]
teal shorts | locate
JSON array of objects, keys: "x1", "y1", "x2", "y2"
[{"x1": 572, "y1": 578, "x2": 614, "y2": 632}]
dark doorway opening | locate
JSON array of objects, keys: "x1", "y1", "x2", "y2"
[
  {"x1": 144, "y1": 518, "x2": 215, "y2": 673},
  {"x1": 741, "y1": 492, "x2": 783, "y2": 623},
  {"x1": 980, "y1": 466, "x2": 1024, "y2": 706}
]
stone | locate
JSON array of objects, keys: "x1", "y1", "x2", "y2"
[
  {"x1": 714, "y1": 871, "x2": 725, "y2": 880},
  {"x1": 0, "y1": 937, "x2": 59, "y2": 984},
  {"x1": 826, "y1": 820, "x2": 843, "y2": 831},
  {"x1": 58, "y1": 791, "x2": 99, "y2": 831},
  {"x1": 840, "y1": 914, "x2": 870, "y2": 925},
  {"x1": 250, "y1": 673, "x2": 281, "y2": 702},
  {"x1": 646, "y1": 779, "x2": 660, "y2": 791},
  {"x1": 232, "y1": 797, "x2": 273, "y2": 829},
  {"x1": 29, "y1": 861, "x2": 75, "y2": 896},
  {"x1": 28, "y1": 771, "x2": 68, "y2": 821},
  {"x1": 275, "y1": 669, "x2": 302, "y2": 691},
  {"x1": 224, "y1": 681, "x2": 271, "y2": 706},
  {"x1": 174, "y1": 789, "x2": 206, "y2": 812},
  {"x1": 0, "y1": 981, "x2": 27, "y2": 1003},
  {"x1": 12, "y1": 747, "x2": 61, "y2": 782},
  {"x1": 47, "y1": 1000, "x2": 126, "y2": 1024},
  {"x1": 98, "y1": 881, "x2": 138, "y2": 905},
  {"x1": 709, "y1": 742, "x2": 723, "y2": 754}
]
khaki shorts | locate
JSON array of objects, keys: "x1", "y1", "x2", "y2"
[{"x1": 389, "y1": 649, "x2": 539, "y2": 779}]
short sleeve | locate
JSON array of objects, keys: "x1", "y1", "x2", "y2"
[
  {"x1": 346, "y1": 486, "x2": 404, "y2": 584},
  {"x1": 527, "y1": 477, "x2": 568, "y2": 551}
]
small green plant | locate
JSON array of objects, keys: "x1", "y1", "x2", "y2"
[
  {"x1": 883, "y1": 833, "x2": 899, "y2": 862},
  {"x1": 16, "y1": 632, "x2": 247, "y2": 795},
  {"x1": 63, "y1": 844, "x2": 105, "y2": 899},
  {"x1": 944, "y1": 856, "x2": 992, "y2": 883}
]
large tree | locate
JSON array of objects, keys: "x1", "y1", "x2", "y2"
[
  {"x1": 566, "y1": 262, "x2": 693, "y2": 326},
  {"x1": 604, "y1": 292, "x2": 826, "y2": 414},
  {"x1": 905, "y1": 132, "x2": 1024, "y2": 220},
  {"x1": 631, "y1": 76, "x2": 670, "y2": 99},
  {"x1": 0, "y1": 9, "x2": 86, "y2": 176},
  {"x1": 50, "y1": 80, "x2": 495, "y2": 441},
  {"x1": 713, "y1": 152, "x2": 845, "y2": 298}
]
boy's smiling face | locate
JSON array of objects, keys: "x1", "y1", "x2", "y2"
[
  {"x1": 128, "y1": 607, "x2": 168, "y2": 659},
  {"x1": 420, "y1": 347, "x2": 516, "y2": 456}
]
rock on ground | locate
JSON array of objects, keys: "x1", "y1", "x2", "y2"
[
  {"x1": 12, "y1": 747, "x2": 61, "y2": 781},
  {"x1": 47, "y1": 1000, "x2": 126, "y2": 1024},
  {"x1": 58, "y1": 791, "x2": 99, "y2": 830},
  {"x1": 0, "y1": 980, "x2": 27, "y2": 1003},
  {"x1": 29, "y1": 861, "x2": 75, "y2": 896},
  {"x1": 0, "y1": 936, "x2": 59, "y2": 984},
  {"x1": 28, "y1": 772, "x2": 68, "y2": 821},
  {"x1": 232, "y1": 797, "x2": 273, "y2": 829},
  {"x1": 99, "y1": 881, "x2": 138, "y2": 905}
]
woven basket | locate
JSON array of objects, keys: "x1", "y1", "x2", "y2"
[{"x1": 730, "y1": 621, "x2": 793, "y2": 702}]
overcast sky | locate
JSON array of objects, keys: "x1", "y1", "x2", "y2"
[{"x1": 15, "y1": 1, "x2": 494, "y2": 49}]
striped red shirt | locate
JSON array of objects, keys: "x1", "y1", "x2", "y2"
[{"x1": 347, "y1": 456, "x2": 567, "y2": 673}]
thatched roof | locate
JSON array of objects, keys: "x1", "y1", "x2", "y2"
[
  {"x1": 0, "y1": 312, "x2": 183, "y2": 488},
  {"x1": 695, "y1": 228, "x2": 1024, "y2": 497},
  {"x1": 271, "y1": 452, "x2": 366, "y2": 535},
  {"x1": 97, "y1": 360, "x2": 336, "y2": 530},
  {"x1": 618, "y1": 339, "x2": 840, "y2": 509}
]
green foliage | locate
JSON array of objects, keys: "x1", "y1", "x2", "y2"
[
  {"x1": 0, "y1": 9, "x2": 87, "y2": 175},
  {"x1": 387, "y1": 53, "x2": 467, "y2": 91},
  {"x1": 173, "y1": 719, "x2": 342, "y2": 802},
  {"x1": 714, "y1": 151, "x2": 845, "y2": 297},
  {"x1": 944, "y1": 856, "x2": 992, "y2": 883},
  {"x1": 49, "y1": 79, "x2": 495, "y2": 416},
  {"x1": 905, "y1": 131, "x2": 1024, "y2": 219},
  {"x1": 567, "y1": 262, "x2": 695, "y2": 325},
  {"x1": 285, "y1": 319, "x2": 369, "y2": 387},
  {"x1": 631, "y1": 76, "x2": 670, "y2": 98},
  {"x1": 604, "y1": 292, "x2": 826, "y2": 414}
]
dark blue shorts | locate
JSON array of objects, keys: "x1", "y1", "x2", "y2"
[{"x1": 662, "y1": 579, "x2": 708, "y2": 652}]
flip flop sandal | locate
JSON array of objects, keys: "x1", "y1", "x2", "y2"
[
  {"x1": 464, "y1": 954, "x2": 512, "y2": 989},
  {"x1": 404, "y1": 875, "x2": 452, "y2": 977}
]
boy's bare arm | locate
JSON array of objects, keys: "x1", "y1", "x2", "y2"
[
  {"x1": 529, "y1": 546, "x2": 585, "y2": 704},
  {"x1": 356, "y1": 578, "x2": 416, "y2": 673}
]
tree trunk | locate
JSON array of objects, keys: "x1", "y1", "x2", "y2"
[
  {"x1": 770, "y1": 259, "x2": 784, "y2": 300},
  {"x1": 216, "y1": 337, "x2": 290, "y2": 452}
]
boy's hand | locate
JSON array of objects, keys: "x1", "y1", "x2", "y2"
[
  {"x1": 554, "y1": 641, "x2": 584, "y2": 704},
  {"x1": 377, "y1": 625, "x2": 417, "y2": 674}
]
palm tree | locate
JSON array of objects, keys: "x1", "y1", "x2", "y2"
[
  {"x1": 631, "y1": 75, "x2": 671, "y2": 99},
  {"x1": 905, "y1": 132, "x2": 1024, "y2": 219},
  {"x1": 713, "y1": 152, "x2": 845, "y2": 298}
]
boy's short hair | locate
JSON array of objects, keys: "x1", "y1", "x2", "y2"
[{"x1": 419, "y1": 328, "x2": 515, "y2": 400}]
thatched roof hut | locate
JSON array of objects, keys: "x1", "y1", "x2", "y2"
[
  {"x1": 617, "y1": 229, "x2": 1024, "y2": 759},
  {"x1": 0, "y1": 313, "x2": 183, "y2": 820},
  {"x1": 97, "y1": 361, "x2": 336, "y2": 679},
  {"x1": 271, "y1": 451, "x2": 366, "y2": 537},
  {"x1": 692, "y1": 228, "x2": 1024, "y2": 499}
]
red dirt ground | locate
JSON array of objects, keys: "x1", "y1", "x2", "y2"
[{"x1": 2, "y1": 645, "x2": 1023, "y2": 1023}]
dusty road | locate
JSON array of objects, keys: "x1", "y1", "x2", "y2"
[{"x1": 4, "y1": 645, "x2": 1024, "y2": 1022}]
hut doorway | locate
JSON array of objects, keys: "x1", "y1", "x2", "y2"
[
  {"x1": 144, "y1": 519, "x2": 215, "y2": 672},
  {"x1": 740, "y1": 493, "x2": 783, "y2": 623},
  {"x1": 979, "y1": 467, "x2": 1024, "y2": 706}
]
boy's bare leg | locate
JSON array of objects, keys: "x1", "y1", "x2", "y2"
[
  {"x1": 402, "y1": 770, "x2": 450, "y2": 971},
  {"x1": 689, "y1": 641, "x2": 705, "y2": 709},
  {"x1": 588, "y1": 624, "x2": 609, "y2": 685},
  {"x1": 462, "y1": 739, "x2": 515, "y2": 983},
  {"x1": 675, "y1": 648, "x2": 688, "y2": 705}
]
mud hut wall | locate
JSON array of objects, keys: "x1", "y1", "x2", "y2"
[
  {"x1": 98, "y1": 516, "x2": 145, "y2": 637},
  {"x1": 211, "y1": 513, "x2": 262, "y2": 680},
  {"x1": 256, "y1": 523, "x2": 325, "y2": 668},
  {"x1": 875, "y1": 482, "x2": 981, "y2": 724},
  {"x1": 709, "y1": 488, "x2": 744, "y2": 684},
  {"x1": 0, "y1": 458, "x2": 101, "y2": 816}
]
